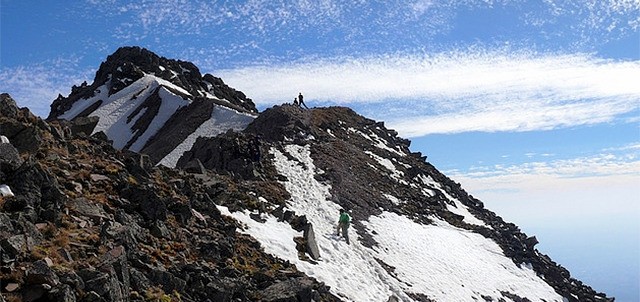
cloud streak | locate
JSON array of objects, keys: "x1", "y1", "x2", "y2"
[
  {"x1": 217, "y1": 50, "x2": 640, "y2": 137},
  {"x1": 447, "y1": 145, "x2": 640, "y2": 226},
  {"x1": 0, "y1": 58, "x2": 94, "y2": 117},
  {"x1": 81, "y1": 0, "x2": 640, "y2": 64}
]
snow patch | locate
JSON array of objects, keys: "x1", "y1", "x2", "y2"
[
  {"x1": 129, "y1": 87, "x2": 187, "y2": 152},
  {"x1": 383, "y1": 194, "x2": 404, "y2": 205},
  {"x1": 348, "y1": 127, "x2": 405, "y2": 156},
  {"x1": 365, "y1": 151, "x2": 405, "y2": 183},
  {"x1": 157, "y1": 105, "x2": 255, "y2": 168},
  {"x1": 0, "y1": 184, "x2": 14, "y2": 197},
  {"x1": 417, "y1": 174, "x2": 488, "y2": 227}
]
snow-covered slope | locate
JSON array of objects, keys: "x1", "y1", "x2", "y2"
[
  {"x1": 222, "y1": 144, "x2": 564, "y2": 302},
  {"x1": 48, "y1": 47, "x2": 257, "y2": 167},
  {"x1": 178, "y1": 104, "x2": 609, "y2": 302}
]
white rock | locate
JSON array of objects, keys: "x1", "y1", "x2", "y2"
[{"x1": 0, "y1": 135, "x2": 9, "y2": 144}]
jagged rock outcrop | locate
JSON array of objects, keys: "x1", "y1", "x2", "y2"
[
  {"x1": 46, "y1": 47, "x2": 257, "y2": 168},
  {"x1": 48, "y1": 47, "x2": 257, "y2": 119}
]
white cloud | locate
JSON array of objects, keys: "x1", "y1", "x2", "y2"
[
  {"x1": 0, "y1": 58, "x2": 93, "y2": 117},
  {"x1": 217, "y1": 50, "x2": 640, "y2": 136},
  {"x1": 81, "y1": 0, "x2": 639, "y2": 57},
  {"x1": 448, "y1": 149, "x2": 640, "y2": 228}
]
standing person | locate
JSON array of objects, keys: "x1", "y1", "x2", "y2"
[
  {"x1": 298, "y1": 92, "x2": 308, "y2": 109},
  {"x1": 336, "y1": 209, "x2": 351, "y2": 244}
]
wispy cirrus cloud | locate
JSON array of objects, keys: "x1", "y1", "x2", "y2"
[
  {"x1": 81, "y1": 0, "x2": 640, "y2": 64},
  {"x1": 0, "y1": 57, "x2": 94, "y2": 117},
  {"x1": 217, "y1": 50, "x2": 640, "y2": 137}
]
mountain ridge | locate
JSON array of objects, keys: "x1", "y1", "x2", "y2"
[
  {"x1": 0, "y1": 46, "x2": 613, "y2": 301},
  {"x1": 47, "y1": 46, "x2": 257, "y2": 168}
]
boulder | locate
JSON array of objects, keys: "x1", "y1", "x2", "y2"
[
  {"x1": 0, "y1": 141, "x2": 22, "y2": 171},
  {"x1": 303, "y1": 224, "x2": 321, "y2": 260},
  {"x1": 79, "y1": 268, "x2": 127, "y2": 302},
  {"x1": 68, "y1": 197, "x2": 109, "y2": 223},
  {"x1": 0, "y1": 120, "x2": 43, "y2": 153},
  {"x1": 69, "y1": 116, "x2": 99, "y2": 136},
  {"x1": 48, "y1": 284, "x2": 77, "y2": 302},
  {"x1": 0, "y1": 93, "x2": 19, "y2": 118},
  {"x1": 182, "y1": 158, "x2": 207, "y2": 174},
  {"x1": 149, "y1": 269, "x2": 187, "y2": 293},
  {"x1": 259, "y1": 277, "x2": 317, "y2": 302},
  {"x1": 150, "y1": 220, "x2": 171, "y2": 239},
  {"x1": 1, "y1": 234, "x2": 32, "y2": 259},
  {"x1": 26, "y1": 259, "x2": 60, "y2": 286}
]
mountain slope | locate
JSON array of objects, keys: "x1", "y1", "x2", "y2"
[
  {"x1": 1, "y1": 94, "x2": 340, "y2": 301},
  {"x1": 47, "y1": 47, "x2": 257, "y2": 167},
  {"x1": 179, "y1": 104, "x2": 611, "y2": 301},
  {"x1": 0, "y1": 98, "x2": 610, "y2": 301}
]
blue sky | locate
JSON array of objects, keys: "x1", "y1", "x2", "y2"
[{"x1": 1, "y1": 0, "x2": 639, "y2": 300}]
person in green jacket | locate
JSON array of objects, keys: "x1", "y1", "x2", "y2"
[{"x1": 336, "y1": 209, "x2": 351, "y2": 244}]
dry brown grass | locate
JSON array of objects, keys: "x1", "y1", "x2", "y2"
[
  {"x1": 53, "y1": 229, "x2": 70, "y2": 248},
  {"x1": 30, "y1": 245, "x2": 48, "y2": 260}
]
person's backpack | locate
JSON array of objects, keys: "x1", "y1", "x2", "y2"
[{"x1": 340, "y1": 212, "x2": 350, "y2": 224}]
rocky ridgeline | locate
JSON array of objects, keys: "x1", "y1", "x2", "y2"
[
  {"x1": 45, "y1": 47, "x2": 258, "y2": 166},
  {"x1": 0, "y1": 93, "x2": 339, "y2": 302},
  {"x1": 0, "y1": 89, "x2": 611, "y2": 301},
  {"x1": 48, "y1": 46, "x2": 257, "y2": 120}
]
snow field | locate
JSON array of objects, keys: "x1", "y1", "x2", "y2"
[
  {"x1": 227, "y1": 144, "x2": 413, "y2": 301},
  {"x1": 128, "y1": 87, "x2": 187, "y2": 152},
  {"x1": 57, "y1": 72, "x2": 255, "y2": 167},
  {"x1": 362, "y1": 212, "x2": 564, "y2": 301},
  {"x1": 222, "y1": 142, "x2": 566, "y2": 301},
  {"x1": 59, "y1": 74, "x2": 188, "y2": 150}
]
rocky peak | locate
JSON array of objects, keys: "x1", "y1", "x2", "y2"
[
  {"x1": 48, "y1": 46, "x2": 257, "y2": 120},
  {"x1": 45, "y1": 47, "x2": 258, "y2": 168},
  {"x1": 95, "y1": 46, "x2": 202, "y2": 96}
]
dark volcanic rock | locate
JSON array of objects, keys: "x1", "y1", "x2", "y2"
[
  {"x1": 46, "y1": 47, "x2": 258, "y2": 166},
  {"x1": 177, "y1": 130, "x2": 263, "y2": 180},
  {"x1": 140, "y1": 97, "x2": 214, "y2": 163},
  {"x1": 1, "y1": 93, "x2": 19, "y2": 118},
  {"x1": 0, "y1": 140, "x2": 23, "y2": 171},
  {"x1": 0, "y1": 94, "x2": 340, "y2": 302},
  {"x1": 69, "y1": 115, "x2": 99, "y2": 137}
]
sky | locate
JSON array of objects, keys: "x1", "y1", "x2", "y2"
[{"x1": 1, "y1": 0, "x2": 639, "y2": 300}]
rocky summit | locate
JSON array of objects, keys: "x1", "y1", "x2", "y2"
[
  {"x1": 47, "y1": 46, "x2": 257, "y2": 168},
  {"x1": 1, "y1": 48, "x2": 613, "y2": 302}
]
